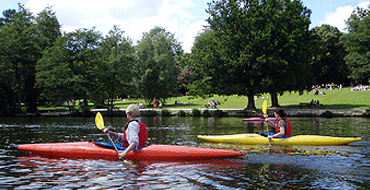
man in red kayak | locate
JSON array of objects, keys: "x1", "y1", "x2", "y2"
[
  {"x1": 265, "y1": 109, "x2": 292, "y2": 139},
  {"x1": 103, "y1": 104, "x2": 148, "y2": 159}
]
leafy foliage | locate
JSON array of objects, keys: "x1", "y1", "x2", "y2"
[
  {"x1": 312, "y1": 25, "x2": 350, "y2": 85},
  {"x1": 191, "y1": 0, "x2": 314, "y2": 109},
  {"x1": 0, "y1": 5, "x2": 60, "y2": 115},
  {"x1": 341, "y1": 6, "x2": 370, "y2": 84},
  {"x1": 135, "y1": 27, "x2": 183, "y2": 105}
]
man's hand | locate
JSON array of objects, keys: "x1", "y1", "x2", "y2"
[
  {"x1": 103, "y1": 128, "x2": 108, "y2": 134},
  {"x1": 119, "y1": 151, "x2": 128, "y2": 159}
]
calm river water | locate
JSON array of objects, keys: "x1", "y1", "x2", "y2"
[{"x1": 1, "y1": 116, "x2": 369, "y2": 189}]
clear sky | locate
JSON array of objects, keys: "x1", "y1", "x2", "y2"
[{"x1": 1, "y1": 0, "x2": 369, "y2": 52}]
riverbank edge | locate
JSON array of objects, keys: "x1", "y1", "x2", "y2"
[{"x1": 13, "y1": 108, "x2": 367, "y2": 117}]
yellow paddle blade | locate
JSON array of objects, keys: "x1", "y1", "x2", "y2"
[
  {"x1": 95, "y1": 112, "x2": 105, "y2": 130},
  {"x1": 262, "y1": 100, "x2": 267, "y2": 116}
]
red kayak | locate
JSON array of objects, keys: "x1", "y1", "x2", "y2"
[{"x1": 12, "y1": 142, "x2": 245, "y2": 161}]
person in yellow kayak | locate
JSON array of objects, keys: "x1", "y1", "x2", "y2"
[
  {"x1": 265, "y1": 109, "x2": 292, "y2": 139},
  {"x1": 103, "y1": 104, "x2": 148, "y2": 159}
]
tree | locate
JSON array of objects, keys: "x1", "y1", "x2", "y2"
[
  {"x1": 191, "y1": 0, "x2": 314, "y2": 109},
  {"x1": 312, "y1": 25, "x2": 349, "y2": 85},
  {"x1": 135, "y1": 27, "x2": 183, "y2": 105},
  {"x1": 177, "y1": 53, "x2": 194, "y2": 95},
  {"x1": 97, "y1": 25, "x2": 135, "y2": 113},
  {"x1": 341, "y1": 6, "x2": 370, "y2": 84},
  {"x1": 190, "y1": 29, "x2": 224, "y2": 98},
  {"x1": 0, "y1": 5, "x2": 40, "y2": 114},
  {"x1": 37, "y1": 28, "x2": 103, "y2": 113},
  {"x1": 36, "y1": 36, "x2": 76, "y2": 106},
  {"x1": 0, "y1": 6, "x2": 61, "y2": 115},
  {"x1": 35, "y1": 6, "x2": 61, "y2": 49}
]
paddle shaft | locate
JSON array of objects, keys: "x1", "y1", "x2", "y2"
[
  {"x1": 266, "y1": 118, "x2": 271, "y2": 146},
  {"x1": 105, "y1": 132, "x2": 124, "y2": 161}
]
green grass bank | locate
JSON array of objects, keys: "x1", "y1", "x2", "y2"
[{"x1": 36, "y1": 87, "x2": 370, "y2": 117}]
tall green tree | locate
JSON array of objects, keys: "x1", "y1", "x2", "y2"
[
  {"x1": 312, "y1": 25, "x2": 349, "y2": 85},
  {"x1": 96, "y1": 25, "x2": 135, "y2": 113},
  {"x1": 36, "y1": 35, "x2": 76, "y2": 106},
  {"x1": 135, "y1": 27, "x2": 183, "y2": 105},
  {"x1": 0, "y1": 6, "x2": 39, "y2": 114},
  {"x1": 177, "y1": 53, "x2": 194, "y2": 96},
  {"x1": 191, "y1": 0, "x2": 314, "y2": 109},
  {"x1": 341, "y1": 6, "x2": 370, "y2": 84},
  {"x1": 0, "y1": 6, "x2": 60, "y2": 115},
  {"x1": 263, "y1": 0, "x2": 315, "y2": 107},
  {"x1": 0, "y1": 8, "x2": 17, "y2": 115},
  {"x1": 36, "y1": 7, "x2": 61, "y2": 49},
  {"x1": 37, "y1": 28, "x2": 102, "y2": 112},
  {"x1": 190, "y1": 29, "x2": 223, "y2": 98}
]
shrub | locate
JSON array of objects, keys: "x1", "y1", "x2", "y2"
[
  {"x1": 214, "y1": 109, "x2": 228, "y2": 117},
  {"x1": 202, "y1": 109, "x2": 211, "y2": 117},
  {"x1": 141, "y1": 110, "x2": 158, "y2": 116},
  {"x1": 161, "y1": 109, "x2": 172, "y2": 116},
  {"x1": 364, "y1": 109, "x2": 370, "y2": 117},
  {"x1": 321, "y1": 110, "x2": 333, "y2": 118},
  {"x1": 177, "y1": 110, "x2": 187, "y2": 116},
  {"x1": 192, "y1": 109, "x2": 201, "y2": 116}
]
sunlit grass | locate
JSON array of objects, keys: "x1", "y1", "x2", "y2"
[{"x1": 38, "y1": 87, "x2": 369, "y2": 112}]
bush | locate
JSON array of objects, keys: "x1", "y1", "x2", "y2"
[
  {"x1": 192, "y1": 109, "x2": 201, "y2": 116},
  {"x1": 214, "y1": 109, "x2": 228, "y2": 117},
  {"x1": 161, "y1": 109, "x2": 172, "y2": 116},
  {"x1": 321, "y1": 110, "x2": 333, "y2": 118},
  {"x1": 177, "y1": 110, "x2": 187, "y2": 116},
  {"x1": 141, "y1": 110, "x2": 158, "y2": 116},
  {"x1": 364, "y1": 109, "x2": 370, "y2": 117},
  {"x1": 202, "y1": 109, "x2": 211, "y2": 117}
]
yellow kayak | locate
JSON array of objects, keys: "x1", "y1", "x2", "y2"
[{"x1": 197, "y1": 134, "x2": 362, "y2": 146}]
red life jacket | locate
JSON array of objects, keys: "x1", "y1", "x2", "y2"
[
  {"x1": 275, "y1": 118, "x2": 292, "y2": 137},
  {"x1": 122, "y1": 119, "x2": 148, "y2": 147}
]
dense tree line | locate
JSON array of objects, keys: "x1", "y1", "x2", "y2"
[{"x1": 0, "y1": 2, "x2": 369, "y2": 116}]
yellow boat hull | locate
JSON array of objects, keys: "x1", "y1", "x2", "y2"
[{"x1": 197, "y1": 134, "x2": 362, "y2": 146}]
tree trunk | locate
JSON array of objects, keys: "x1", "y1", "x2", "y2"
[
  {"x1": 16, "y1": 71, "x2": 22, "y2": 113},
  {"x1": 270, "y1": 92, "x2": 280, "y2": 107},
  {"x1": 245, "y1": 93, "x2": 256, "y2": 110},
  {"x1": 25, "y1": 75, "x2": 38, "y2": 113}
]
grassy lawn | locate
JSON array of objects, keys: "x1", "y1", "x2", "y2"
[
  {"x1": 38, "y1": 87, "x2": 370, "y2": 112},
  {"x1": 113, "y1": 87, "x2": 369, "y2": 110}
]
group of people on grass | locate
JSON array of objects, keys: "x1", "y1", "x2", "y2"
[
  {"x1": 309, "y1": 99, "x2": 322, "y2": 108},
  {"x1": 351, "y1": 84, "x2": 369, "y2": 91},
  {"x1": 205, "y1": 100, "x2": 220, "y2": 108},
  {"x1": 312, "y1": 83, "x2": 343, "y2": 95}
]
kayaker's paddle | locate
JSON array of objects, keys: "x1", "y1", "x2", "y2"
[
  {"x1": 95, "y1": 112, "x2": 135, "y2": 166},
  {"x1": 262, "y1": 100, "x2": 271, "y2": 146}
]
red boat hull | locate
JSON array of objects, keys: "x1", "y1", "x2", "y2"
[
  {"x1": 15, "y1": 142, "x2": 245, "y2": 161},
  {"x1": 243, "y1": 117, "x2": 276, "y2": 123}
]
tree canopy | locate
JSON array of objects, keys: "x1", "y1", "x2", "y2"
[
  {"x1": 135, "y1": 27, "x2": 183, "y2": 105},
  {"x1": 190, "y1": 0, "x2": 314, "y2": 109},
  {"x1": 312, "y1": 24, "x2": 349, "y2": 85},
  {"x1": 341, "y1": 6, "x2": 370, "y2": 84}
]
